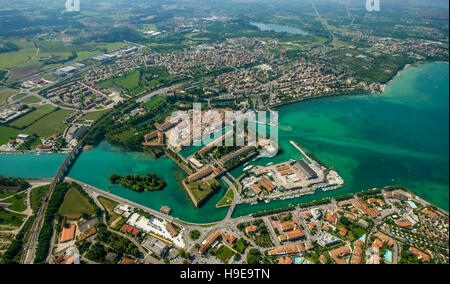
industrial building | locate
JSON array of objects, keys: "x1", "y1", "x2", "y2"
[{"x1": 294, "y1": 159, "x2": 318, "y2": 180}]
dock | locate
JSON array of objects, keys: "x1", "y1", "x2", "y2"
[{"x1": 289, "y1": 140, "x2": 313, "y2": 163}]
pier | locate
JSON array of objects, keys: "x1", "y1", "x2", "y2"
[{"x1": 290, "y1": 140, "x2": 313, "y2": 163}]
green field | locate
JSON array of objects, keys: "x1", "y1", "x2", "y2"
[
  {"x1": 143, "y1": 95, "x2": 166, "y2": 110},
  {"x1": 98, "y1": 66, "x2": 172, "y2": 95},
  {"x1": 11, "y1": 93, "x2": 28, "y2": 102},
  {"x1": 58, "y1": 187, "x2": 95, "y2": 217},
  {"x1": 0, "y1": 190, "x2": 16, "y2": 200},
  {"x1": 78, "y1": 110, "x2": 110, "y2": 122},
  {"x1": 30, "y1": 185, "x2": 49, "y2": 213},
  {"x1": 0, "y1": 126, "x2": 20, "y2": 145},
  {"x1": 185, "y1": 179, "x2": 221, "y2": 206},
  {"x1": 99, "y1": 70, "x2": 140, "y2": 91},
  {"x1": 21, "y1": 96, "x2": 42, "y2": 104},
  {"x1": 22, "y1": 108, "x2": 73, "y2": 137},
  {"x1": 0, "y1": 208, "x2": 26, "y2": 227},
  {"x1": 97, "y1": 196, "x2": 124, "y2": 229},
  {"x1": 98, "y1": 196, "x2": 118, "y2": 213},
  {"x1": 216, "y1": 245, "x2": 235, "y2": 264},
  {"x1": 0, "y1": 38, "x2": 37, "y2": 69},
  {"x1": 1, "y1": 105, "x2": 73, "y2": 140},
  {"x1": 0, "y1": 37, "x2": 126, "y2": 71},
  {"x1": 9, "y1": 105, "x2": 56, "y2": 128},
  {"x1": 0, "y1": 88, "x2": 19, "y2": 107},
  {"x1": 3, "y1": 192, "x2": 27, "y2": 212},
  {"x1": 216, "y1": 187, "x2": 234, "y2": 207}
]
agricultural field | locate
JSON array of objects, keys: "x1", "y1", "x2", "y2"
[
  {"x1": 58, "y1": 187, "x2": 95, "y2": 217},
  {"x1": 0, "y1": 37, "x2": 126, "y2": 82},
  {"x1": 9, "y1": 105, "x2": 56, "y2": 129},
  {"x1": 0, "y1": 38, "x2": 37, "y2": 70},
  {"x1": 22, "y1": 108, "x2": 73, "y2": 137},
  {"x1": 0, "y1": 126, "x2": 20, "y2": 146}
]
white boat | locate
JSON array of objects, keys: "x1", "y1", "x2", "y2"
[{"x1": 266, "y1": 162, "x2": 273, "y2": 166}]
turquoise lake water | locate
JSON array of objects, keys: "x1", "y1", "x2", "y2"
[{"x1": 0, "y1": 62, "x2": 448, "y2": 222}]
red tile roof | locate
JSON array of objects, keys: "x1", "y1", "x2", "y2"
[
  {"x1": 60, "y1": 225, "x2": 76, "y2": 243},
  {"x1": 121, "y1": 224, "x2": 140, "y2": 236}
]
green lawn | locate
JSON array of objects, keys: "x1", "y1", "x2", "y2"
[
  {"x1": 0, "y1": 208, "x2": 26, "y2": 227},
  {"x1": 58, "y1": 187, "x2": 95, "y2": 217},
  {"x1": 0, "y1": 126, "x2": 20, "y2": 145},
  {"x1": 0, "y1": 88, "x2": 19, "y2": 107},
  {"x1": 0, "y1": 190, "x2": 16, "y2": 200},
  {"x1": 216, "y1": 245, "x2": 235, "y2": 264},
  {"x1": 185, "y1": 179, "x2": 221, "y2": 206},
  {"x1": 30, "y1": 185, "x2": 49, "y2": 213},
  {"x1": 3, "y1": 192, "x2": 27, "y2": 212},
  {"x1": 78, "y1": 110, "x2": 110, "y2": 122},
  {"x1": 9, "y1": 105, "x2": 56, "y2": 128},
  {"x1": 21, "y1": 96, "x2": 42, "y2": 104},
  {"x1": 216, "y1": 187, "x2": 234, "y2": 207},
  {"x1": 99, "y1": 70, "x2": 140, "y2": 91},
  {"x1": 143, "y1": 95, "x2": 166, "y2": 110},
  {"x1": 108, "y1": 214, "x2": 126, "y2": 230},
  {"x1": 11, "y1": 93, "x2": 28, "y2": 102},
  {"x1": 98, "y1": 196, "x2": 118, "y2": 213}
]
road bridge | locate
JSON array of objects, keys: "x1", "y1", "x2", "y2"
[{"x1": 21, "y1": 139, "x2": 85, "y2": 264}]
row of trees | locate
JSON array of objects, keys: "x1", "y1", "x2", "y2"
[
  {"x1": 34, "y1": 183, "x2": 73, "y2": 263},
  {"x1": 0, "y1": 176, "x2": 31, "y2": 190}
]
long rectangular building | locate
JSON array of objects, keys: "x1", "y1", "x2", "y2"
[
  {"x1": 187, "y1": 166, "x2": 213, "y2": 182},
  {"x1": 294, "y1": 159, "x2": 317, "y2": 180}
]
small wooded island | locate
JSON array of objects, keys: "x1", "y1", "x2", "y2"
[{"x1": 109, "y1": 173, "x2": 166, "y2": 192}]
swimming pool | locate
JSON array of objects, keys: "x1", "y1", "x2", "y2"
[
  {"x1": 359, "y1": 234, "x2": 366, "y2": 242},
  {"x1": 407, "y1": 201, "x2": 417, "y2": 209},
  {"x1": 295, "y1": 257, "x2": 303, "y2": 264},
  {"x1": 385, "y1": 250, "x2": 393, "y2": 262}
]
